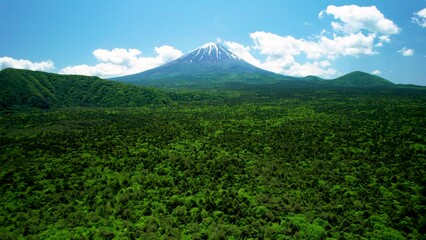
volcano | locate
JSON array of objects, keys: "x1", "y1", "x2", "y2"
[{"x1": 112, "y1": 42, "x2": 293, "y2": 87}]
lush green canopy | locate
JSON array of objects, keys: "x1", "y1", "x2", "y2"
[{"x1": 1, "y1": 82, "x2": 425, "y2": 239}]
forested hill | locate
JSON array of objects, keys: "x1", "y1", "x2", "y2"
[
  {"x1": 0, "y1": 68, "x2": 171, "y2": 111},
  {"x1": 303, "y1": 71, "x2": 395, "y2": 87},
  {"x1": 325, "y1": 71, "x2": 394, "y2": 87}
]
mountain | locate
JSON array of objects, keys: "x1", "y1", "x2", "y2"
[
  {"x1": 113, "y1": 42, "x2": 395, "y2": 88},
  {"x1": 324, "y1": 71, "x2": 394, "y2": 87},
  {"x1": 303, "y1": 75, "x2": 324, "y2": 82},
  {"x1": 112, "y1": 42, "x2": 296, "y2": 87},
  {"x1": 0, "y1": 68, "x2": 171, "y2": 111},
  {"x1": 302, "y1": 71, "x2": 395, "y2": 87}
]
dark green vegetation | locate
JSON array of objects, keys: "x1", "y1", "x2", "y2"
[
  {"x1": 113, "y1": 70, "x2": 394, "y2": 89},
  {"x1": 0, "y1": 68, "x2": 170, "y2": 111},
  {"x1": 114, "y1": 72, "x2": 297, "y2": 88},
  {"x1": 1, "y1": 78, "x2": 425, "y2": 239},
  {"x1": 304, "y1": 71, "x2": 393, "y2": 87},
  {"x1": 0, "y1": 68, "x2": 396, "y2": 113},
  {"x1": 323, "y1": 71, "x2": 394, "y2": 87}
]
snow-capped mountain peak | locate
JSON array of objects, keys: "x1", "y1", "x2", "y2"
[
  {"x1": 199, "y1": 42, "x2": 219, "y2": 51},
  {"x1": 112, "y1": 41, "x2": 279, "y2": 85},
  {"x1": 179, "y1": 42, "x2": 240, "y2": 63}
]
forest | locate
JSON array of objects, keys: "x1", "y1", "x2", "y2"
[{"x1": 1, "y1": 84, "x2": 425, "y2": 239}]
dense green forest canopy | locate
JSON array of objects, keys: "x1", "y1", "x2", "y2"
[
  {"x1": 0, "y1": 68, "x2": 402, "y2": 113},
  {"x1": 323, "y1": 71, "x2": 395, "y2": 87},
  {"x1": 0, "y1": 68, "x2": 171, "y2": 111},
  {"x1": 1, "y1": 76, "x2": 425, "y2": 239},
  {"x1": 111, "y1": 70, "x2": 395, "y2": 89}
]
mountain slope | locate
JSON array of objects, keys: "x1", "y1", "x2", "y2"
[
  {"x1": 112, "y1": 42, "x2": 296, "y2": 87},
  {"x1": 0, "y1": 68, "x2": 171, "y2": 110},
  {"x1": 303, "y1": 75, "x2": 324, "y2": 82},
  {"x1": 324, "y1": 71, "x2": 394, "y2": 87},
  {"x1": 113, "y1": 42, "x2": 395, "y2": 89}
]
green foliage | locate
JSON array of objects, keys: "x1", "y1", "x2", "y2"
[
  {"x1": 285, "y1": 215, "x2": 327, "y2": 239},
  {"x1": 115, "y1": 67, "x2": 395, "y2": 89},
  {"x1": 326, "y1": 71, "x2": 394, "y2": 87},
  {"x1": 0, "y1": 68, "x2": 171, "y2": 111},
  {"x1": 0, "y1": 82, "x2": 425, "y2": 239}
]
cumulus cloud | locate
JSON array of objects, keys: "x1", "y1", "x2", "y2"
[
  {"x1": 250, "y1": 32, "x2": 318, "y2": 59},
  {"x1": 376, "y1": 35, "x2": 391, "y2": 47},
  {"x1": 226, "y1": 5, "x2": 400, "y2": 78},
  {"x1": 412, "y1": 8, "x2": 426, "y2": 28},
  {"x1": 155, "y1": 45, "x2": 183, "y2": 62},
  {"x1": 60, "y1": 45, "x2": 183, "y2": 78},
  {"x1": 225, "y1": 38, "x2": 337, "y2": 77},
  {"x1": 61, "y1": 4, "x2": 400, "y2": 79},
  {"x1": 240, "y1": 31, "x2": 381, "y2": 77},
  {"x1": 320, "y1": 5, "x2": 400, "y2": 34},
  {"x1": 318, "y1": 32, "x2": 377, "y2": 59},
  {"x1": 283, "y1": 61, "x2": 337, "y2": 78},
  {"x1": 250, "y1": 31, "x2": 376, "y2": 61},
  {"x1": 92, "y1": 48, "x2": 142, "y2": 65},
  {"x1": 0, "y1": 56, "x2": 54, "y2": 71},
  {"x1": 378, "y1": 35, "x2": 391, "y2": 43},
  {"x1": 223, "y1": 29, "x2": 380, "y2": 78},
  {"x1": 60, "y1": 63, "x2": 127, "y2": 77},
  {"x1": 260, "y1": 55, "x2": 296, "y2": 75},
  {"x1": 224, "y1": 41, "x2": 261, "y2": 66},
  {"x1": 371, "y1": 69, "x2": 381, "y2": 75},
  {"x1": 398, "y1": 47, "x2": 414, "y2": 57}
]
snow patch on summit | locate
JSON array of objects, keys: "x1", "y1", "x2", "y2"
[
  {"x1": 200, "y1": 42, "x2": 219, "y2": 55},
  {"x1": 174, "y1": 42, "x2": 241, "y2": 64}
]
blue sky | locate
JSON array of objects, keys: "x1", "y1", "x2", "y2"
[{"x1": 0, "y1": 0, "x2": 425, "y2": 85}]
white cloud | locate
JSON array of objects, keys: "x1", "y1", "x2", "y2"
[
  {"x1": 376, "y1": 35, "x2": 391, "y2": 47},
  {"x1": 237, "y1": 5, "x2": 400, "y2": 78},
  {"x1": 319, "y1": 32, "x2": 377, "y2": 59},
  {"x1": 398, "y1": 47, "x2": 414, "y2": 57},
  {"x1": 379, "y1": 35, "x2": 391, "y2": 43},
  {"x1": 283, "y1": 61, "x2": 337, "y2": 78},
  {"x1": 60, "y1": 45, "x2": 183, "y2": 78},
  {"x1": 224, "y1": 41, "x2": 261, "y2": 66},
  {"x1": 154, "y1": 45, "x2": 183, "y2": 62},
  {"x1": 247, "y1": 31, "x2": 375, "y2": 77},
  {"x1": 60, "y1": 63, "x2": 127, "y2": 77},
  {"x1": 93, "y1": 48, "x2": 141, "y2": 65},
  {"x1": 250, "y1": 32, "x2": 320, "y2": 59},
  {"x1": 221, "y1": 30, "x2": 377, "y2": 78},
  {"x1": 261, "y1": 55, "x2": 296, "y2": 74},
  {"x1": 224, "y1": 40, "x2": 305, "y2": 75},
  {"x1": 321, "y1": 5, "x2": 400, "y2": 34},
  {"x1": 60, "y1": 4, "x2": 400, "y2": 80},
  {"x1": 0, "y1": 56, "x2": 54, "y2": 71},
  {"x1": 412, "y1": 8, "x2": 426, "y2": 28},
  {"x1": 372, "y1": 69, "x2": 381, "y2": 75},
  {"x1": 250, "y1": 31, "x2": 377, "y2": 61}
]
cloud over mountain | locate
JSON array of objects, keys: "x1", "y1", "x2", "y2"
[
  {"x1": 223, "y1": 5, "x2": 400, "y2": 78},
  {"x1": 372, "y1": 70, "x2": 382, "y2": 75},
  {"x1": 225, "y1": 29, "x2": 377, "y2": 78},
  {"x1": 0, "y1": 57, "x2": 54, "y2": 71},
  {"x1": 60, "y1": 46, "x2": 183, "y2": 78},
  {"x1": 55, "y1": 4, "x2": 401, "y2": 79},
  {"x1": 250, "y1": 31, "x2": 377, "y2": 60},
  {"x1": 1, "y1": 4, "x2": 401, "y2": 80}
]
